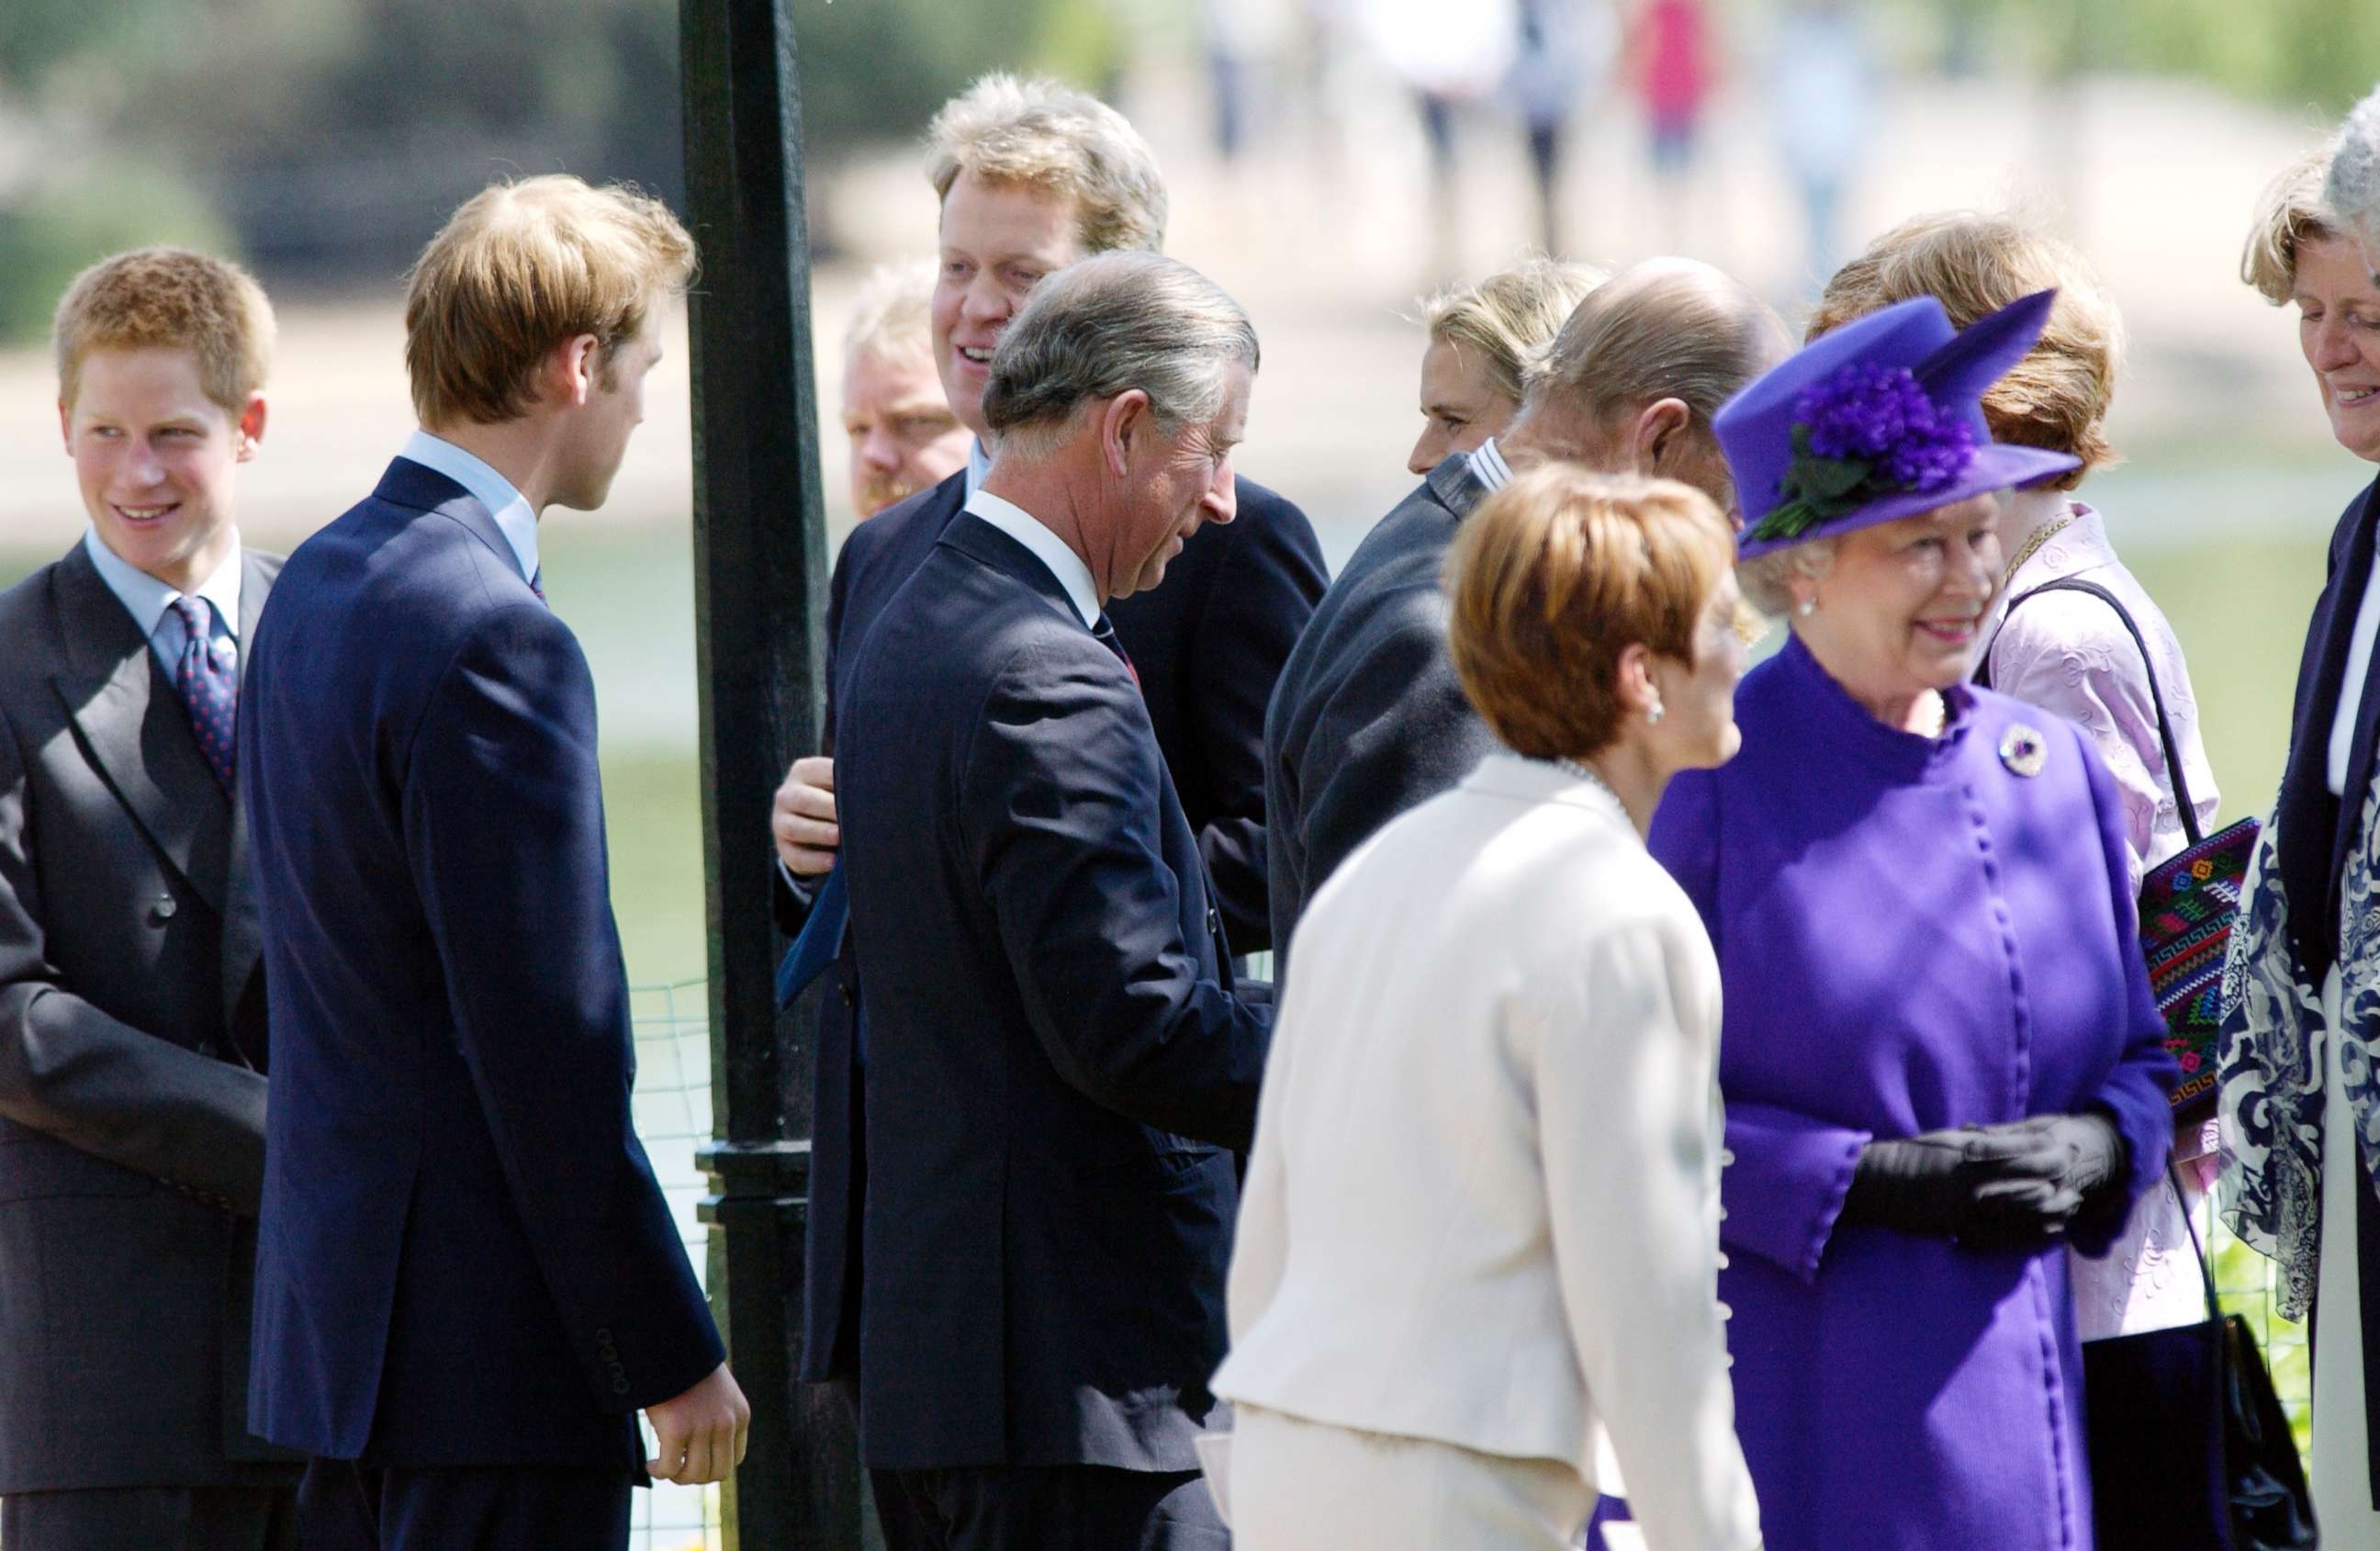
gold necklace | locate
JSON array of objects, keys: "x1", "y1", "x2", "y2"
[{"x1": 1999, "y1": 513, "x2": 2075, "y2": 594}]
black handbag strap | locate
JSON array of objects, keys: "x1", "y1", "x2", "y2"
[
  {"x1": 2167, "y1": 1161, "x2": 2222, "y2": 1326},
  {"x1": 1980, "y1": 577, "x2": 2205, "y2": 849}
]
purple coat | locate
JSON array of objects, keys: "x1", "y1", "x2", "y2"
[{"x1": 1649, "y1": 635, "x2": 2177, "y2": 1551}]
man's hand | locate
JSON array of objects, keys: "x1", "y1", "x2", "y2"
[
  {"x1": 771, "y1": 755, "x2": 839, "y2": 876},
  {"x1": 645, "y1": 1362, "x2": 751, "y2": 1485}
]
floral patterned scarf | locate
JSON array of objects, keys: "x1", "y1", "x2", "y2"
[{"x1": 2220, "y1": 795, "x2": 2380, "y2": 1320}]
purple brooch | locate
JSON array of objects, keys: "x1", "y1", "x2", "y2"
[
  {"x1": 1747, "y1": 362, "x2": 1979, "y2": 545},
  {"x1": 1998, "y1": 724, "x2": 2047, "y2": 778}
]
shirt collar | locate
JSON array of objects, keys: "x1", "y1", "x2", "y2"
[
  {"x1": 965, "y1": 436, "x2": 992, "y2": 499},
  {"x1": 82, "y1": 525, "x2": 244, "y2": 641},
  {"x1": 399, "y1": 429, "x2": 540, "y2": 585},
  {"x1": 1468, "y1": 437, "x2": 1513, "y2": 494},
  {"x1": 962, "y1": 488, "x2": 1101, "y2": 627}
]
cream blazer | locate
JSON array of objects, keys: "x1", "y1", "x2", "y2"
[{"x1": 1211, "y1": 754, "x2": 1761, "y2": 1551}]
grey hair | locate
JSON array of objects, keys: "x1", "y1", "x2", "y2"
[
  {"x1": 2328, "y1": 84, "x2": 2380, "y2": 256},
  {"x1": 1736, "y1": 535, "x2": 1838, "y2": 619},
  {"x1": 842, "y1": 257, "x2": 937, "y2": 371},
  {"x1": 982, "y1": 252, "x2": 1258, "y2": 459}
]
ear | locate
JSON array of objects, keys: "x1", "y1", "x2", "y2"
[
  {"x1": 236, "y1": 393, "x2": 268, "y2": 462},
  {"x1": 56, "y1": 398, "x2": 71, "y2": 454},
  {"x1": 1632, "y1": 398, "x2": 1693, "y2": 474},
  {"x1": 1613, "y1": 639, "x2": 1657, "y2": 716},
  {"x1": 1097, "y1": 388, "x2": 1152, "y2": 480},
  {"x1": 555, "y1": 333, "x2": 602, "y2": 409}
]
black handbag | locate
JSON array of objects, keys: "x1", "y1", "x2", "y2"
[{"x1": 2082, "y1": 1164, "x2": 2317, "y2": 1550}]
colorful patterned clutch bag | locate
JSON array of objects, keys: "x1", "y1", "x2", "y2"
[
  {"x1": 2139, "y1": 815, "x2": 2259, "y2": 1117},
  {"x1": 1986, "y1": 577, "x2": 2246, "y2": 1118}
]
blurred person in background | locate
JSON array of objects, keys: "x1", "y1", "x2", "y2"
[
  {"x1": 1201, "y1": 0, "x2": 1294, "y2": 163},
  {"x1": 1266, "y1": 256, "x2": 1788, "y2": 966},
  {"x1": 1810, "y1": 212, "x2": 2219, "y2": 1349},
  {"x1": 767, "y1": 71, "x2": 1326, "y2": 1546},
  {"x1": 1407, "y1": 255, "x2": 1606, "y2": 476},
  {"x1": 1768, "y1": 0, "x2": 1876, "y2": 291},
  {"x1": 1357, "y1": 0, "x2": 1518, "y2": 283},
  {"x1": 2223, "y1": 137, "x2": 2380, "y2": 1550},
  {"x1": 1212, "y1": 468, "x2": 1761, "y2": 1551},
  {"x1": 0, "y1": 248, "x2": 298, "y2": 1551},
  {"x1": 1508, "y1": 0, "x2": 1619, "y2": 259},
  {"x1": 2329, "y1": 84, "x2": 2380, "y2": 278},
  {"x1": 1627, "y1": 0, "x2": 1715, "y2": 253},
  {"x1": 1653, "y1": 290, "x2": 2177, "y2": 1551},
  {"x1": 841, "y1": 258, "x2": 970, "y2": 519},
  {"x1": 243, "y1": 176, "x2": 745, "y2": 1549}
]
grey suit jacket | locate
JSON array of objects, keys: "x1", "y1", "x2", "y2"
[
  {"x1": 1263, "y1": 456, "x2": 1495, "y2": 978},
  {"x1": 0, "y1": 539, "x2": 297, "y2": 1494}
]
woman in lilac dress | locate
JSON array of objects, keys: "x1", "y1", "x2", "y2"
[{"x1": 1649, "y1": 289, "x2": 2178, "y2": 1550}]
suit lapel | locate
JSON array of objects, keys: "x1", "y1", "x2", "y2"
[
  {"x1": 219, "y1": 548, "x2": 276, "y2": 1046},
  {"x1": 1427, "y1": 454, "x2": 1490, "y2": 521},
  {"x1": 48, "y1": 543, "x2": 232, "y2": 916}
]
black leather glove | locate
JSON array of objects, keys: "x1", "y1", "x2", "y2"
[{"x1": 1840, "y1": 1113, "x2": 2128, "y2": 1247}]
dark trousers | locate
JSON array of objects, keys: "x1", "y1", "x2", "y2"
[
  {"x1": 0, "y1": 1483, "x2": 299, "y2": 1551},
  {"x1": 295, "y1": 1458, "x2": 633, "y2": 1551},
  {"x1": 871, "y1": 1462, "x2": 1226, "y2": 1551}
]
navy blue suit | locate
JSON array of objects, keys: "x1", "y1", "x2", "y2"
[
  {"x1": 834, "y1": 511, "x2": 1268, "y2": 1482},
  {"x1": 788, "y1": 468, "x2": 1319, "y2": 1393},
  {"x1": 240, "y1": 461, "x2": 722, "y2": 1502}
]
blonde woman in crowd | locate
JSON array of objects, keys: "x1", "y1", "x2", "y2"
[
  {"x1": 1809, "y1": 212, "x2": 2219, "y2": 1347},
  {"x1": 1407, "y1": 257, "x2": 1605, "y2": 476},
  {"x1": 1215, "y1": 466, "x2": 1763, "y2": 1551},
  {"x1": 2222, "y1": 136, "x2": 2380, "y2": 1548}
]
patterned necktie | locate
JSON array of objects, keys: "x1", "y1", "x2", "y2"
[
  {"x1": 1092, "y1": 612, "x2": 1139, "y2": 686},
  {"x1": 170, "y1": 596, "x2": 238, "y2": 792}
]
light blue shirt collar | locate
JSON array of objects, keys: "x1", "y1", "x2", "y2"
[
  {"x1": 1468, "y1": 437, "x2": 1513, "y2": 494},
  {"x1": 965, "y1": 437, "x2": 991, "y2": 499},
  {"x1": 399, "y1": 429, "x2": 541, "y2": 586},
  {"x1": 83, "y1": 525, "x2": 243, "y2": 646},
  {"x1": 961, "y1": 489, "x2": 1100, "y2": 628}
]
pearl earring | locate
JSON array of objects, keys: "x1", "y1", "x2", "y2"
[
  {"x1": 1646, "y1": 700, "x2": 1665, "y2": 725},
  {"x1": 1797, "y1": 597, "x2": 1816, "y2": 617}
]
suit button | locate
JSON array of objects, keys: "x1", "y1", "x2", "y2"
[{"x1": 152, "y1": 894, "x2": 178, "y2": 922}]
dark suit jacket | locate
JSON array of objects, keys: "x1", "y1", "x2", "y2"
[
  {"x1": 835, "y1": 512, "x2": 1270, "y2": 1472},
  {"x1": 1263, "y1": 455, "x2": 1494, "y2": 972},
  {"x1": 0, "y1": 540, "x2": 296, "y2": 1495},
  {"x1": 784, "y1": 466, "x2": 1319, "y2": 1388},
  {"x1": 241, "y1": 458, "x2": 722, "y2": 1467}
]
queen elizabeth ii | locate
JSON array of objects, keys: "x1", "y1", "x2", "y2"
[{"x1": 1648, "y1": 289, "x2": 2179, "y2": 1550}]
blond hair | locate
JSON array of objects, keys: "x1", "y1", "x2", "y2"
[
  {"x1": 1808, "y1": 212, "x2": 2123, "y2": 490},
  {"x1": 53, "y1": 247, "x2": 275, "y2": 414},
  {"x1": 1446, "y1": 466, "x2": 1732, "y2": 762},
  {"x1": 1421, "y1": 257, "x2": 1608, "y2": 406},
  {"x1": 926, "y1": 73, "x2": 1167, "y2": 255},
  {"x1": 404, "y1": 174, "x2": 695, "y2": 428},
  {"x1": 844, "y1": 257, "x2": 937, "y2": 371},
  {"x1": 2244, "y1": 140, "x2": 2345, "y2": 305}
]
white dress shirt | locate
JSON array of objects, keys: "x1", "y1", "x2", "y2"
[
  {"x1": 83, "y1": 525, "x2": 243, "y2": 679},
  {"x1": 1215, "y1": 753, "x2": 1762, "y2": 1551},
  {"x1": 962, "y1": 489, "x2": 1100, "y2": 628},
  {"x1": 966, "y1": 436, "x2": 992, "y2": 499},
  {"x1": 399, "y1": 428, "x2": 541, "y2": 586}
]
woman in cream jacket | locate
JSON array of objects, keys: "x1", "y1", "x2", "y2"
[{"x1": 1209, "y1": 466, "x2": 1762, "y2": 1551}]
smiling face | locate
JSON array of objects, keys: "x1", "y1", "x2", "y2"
[
  {"x1": 1793, "y1": 493, "x2": 2003, "y2": 713},
  {"x1": 842, "y1": 344, "x2": 969, "y2": 515},
  {"x1": 1408, "y1": 337, "x2": 1517, "y2": 476},
  {"x1": 2296, "y1": 234, "x2": 2380, "y2": 463},
  {"x1": 933, "y1": 173, "x2": 1087, "y2": 439},
  {"x1": 62, "y1": 345, "x2": 262, "y2": 592},
  {"x1": 1102, "y1": 364, "x2": 1251, "y2": 599}
]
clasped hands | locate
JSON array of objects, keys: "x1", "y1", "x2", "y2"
[{"x1": 1841, "y1": 1113, "x2": 2127, "y2": 1248}]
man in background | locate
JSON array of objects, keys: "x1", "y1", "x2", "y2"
[
  {"x1": 241, "y1": 176, "x2": 745, "y2": 1550},
  {"x1": 841, "y1": 257, "x2": 971, "y2": 518},
  {"x1": 0, "y1": 248, "x2": 300, "y2": 1548}
]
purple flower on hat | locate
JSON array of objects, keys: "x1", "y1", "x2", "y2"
[{"x1": 1747, "y1": 362, "x2": 1979, "y2": 545}]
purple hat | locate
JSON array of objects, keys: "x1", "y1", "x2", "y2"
[{"x1": 1719, "y1": 289, "x2": 2081, "y2": 560}]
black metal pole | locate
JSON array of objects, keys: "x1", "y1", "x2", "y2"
[{"x1": 681, "y1": 2, "x2": 864, "y2": 1546}]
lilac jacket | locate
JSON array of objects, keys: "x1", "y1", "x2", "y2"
[{"x1": 1650, "y1": 634, "x2": 2177, "y2": 1551}]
